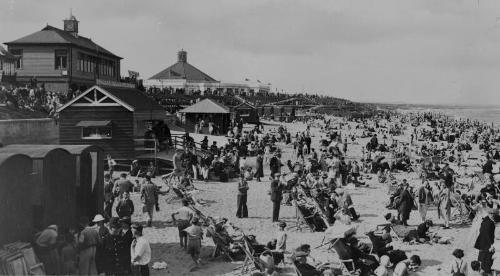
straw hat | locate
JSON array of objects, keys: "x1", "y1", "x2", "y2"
[{"x1": 92, "y1": 214, "x2": 105, "y2": 223}]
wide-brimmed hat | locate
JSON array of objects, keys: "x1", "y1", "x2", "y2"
[{"x1": 92, "y1": 214, "x2": 105, "y2": 223}]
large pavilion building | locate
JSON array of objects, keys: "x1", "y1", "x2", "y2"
[
  {"x1": 146, "y1": 50, "x2": 271, "y2": 95},
  {"x1": 5, "y1": 13, "x2": 122, "y2": 92}
]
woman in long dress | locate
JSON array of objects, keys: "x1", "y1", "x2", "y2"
[{"x1": 437, "y1": 182, "x2": 452, "y2": 229}]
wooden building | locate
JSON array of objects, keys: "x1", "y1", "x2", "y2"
[
  {"x1": 4, "y1": 13, "x2": 121, "y2": 92},
  {"x1": 232, "y1": 102, "x2": 259, "y2": 124},
  {"x1": 179, "y1": 98, "x2": 231, "y2": 134},
  {"x1": 4, "y1": 144, "x2": 104, "y2": 219},
  {"x1": 57, "y1": 85, "x2": 166, "y2": 159},
  {"x1": 0, "y1": 146, "x2": 76, "y2": 231},
  {"x1": 0, "y1": 153, "x2": 33, "y2": 245}
]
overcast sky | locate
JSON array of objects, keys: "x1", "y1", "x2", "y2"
[{"x1": 2, "y1": 0, "x2": 500, "y2": 105}]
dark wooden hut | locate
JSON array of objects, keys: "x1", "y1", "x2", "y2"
[
  {"x1": 0, "y1": 153, "x2": 33, "y2": 245},
  {"x1": 232, "y1": 102, "x2": 259, "y2": 124},
  {"x1": 0, "y1": 146, "x2": 76, "y2": 230},
  {"x1": 3, "y1": 144, "x2": 104, "y2": 220},
  {"x1": 57, "y1": 85, "x2": 166, "y2": 159}
]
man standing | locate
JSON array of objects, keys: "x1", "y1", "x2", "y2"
[
  {"x1": 183, "y1": 217, "x2": 204, "y2": 269},
  {"x1": 236, "y1": 174, "x2": 249, "y2": 218},
  {"x1": 397, "y1": 181, "x2": 414, "y2": 226},
  {"x1": 115, "y1": 173, "x2": 134, "y2": 197},
  {"x1": 171, "y1": 199, "x2": 194, "y2": 249},
  {"x1": 270, "y1": 173, "x2": 284, "y2": 222},
  {"x1": 131, "y1": 224, "x2": 151, "y2": 276},
  {"x1": 417, "y1": 181, "x2": 433, "y2": 222},
  {"x1": 104, "y1": 173, "x2": 115, "y2": 220},
  {"x1": 254, "y1": 151, "x2": 264, "y2": 182},
  {"x1": 78, "y1": 216, "x2": 99, "y2": 275},
  {"x1": 103, "y1": 218, "x2": 128, "y2": 275},
  {"x1": 474, "y1": 208, "x2": 496, "y2": 274},
  {"x1": 120, "y1": 217, "x2": 134, "y2": 274},
  {"x1": 141, "y1": 175, "x2": 159, "y2": 227},
  {"x1": 116, "y1": 192, "x2": 134, "y2": 219},
  {"x1": 269, "y1": 152, "x2": 281, "y2": 178}
]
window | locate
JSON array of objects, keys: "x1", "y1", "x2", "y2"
[
  {"x1": 10, "y1": 49, "x2": 22, "y2": 69},
  {"x1": 82, "y1": 126, "x2": 112, "y2": 139},
  {"x1": 55, "y1": 49, "x2": 67, "y2": 70}
]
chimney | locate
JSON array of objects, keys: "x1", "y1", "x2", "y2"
[{"x1": 177, "y1": 50, "x2": 187, "y2": 63}]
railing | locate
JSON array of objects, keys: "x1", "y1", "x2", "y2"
[
  {"x1": 133, "y1": 138, "x2": 158, "y2": 167},
  {"x1": 171, "y1": 133, "x2": 213, "y2": 157}
]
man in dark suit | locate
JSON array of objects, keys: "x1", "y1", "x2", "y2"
[
  {"x1": 475, "y1": 208, "x2": 496, "y2": 274},
  {"x1": 271, "y1": 173, "x2": 284, "y2": 222}
]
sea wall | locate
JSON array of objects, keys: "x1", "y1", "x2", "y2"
[{"x1": 0, "y1": 118, "x2": 59, "y2": 145}]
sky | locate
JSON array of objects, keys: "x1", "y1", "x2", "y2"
[{"x1": 1, "y1": 0, "x2": 500, "y2": 105}]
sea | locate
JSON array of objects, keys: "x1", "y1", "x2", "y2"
[{"x1": 398, "y1": 105, "x2": 500, "y2": 126}]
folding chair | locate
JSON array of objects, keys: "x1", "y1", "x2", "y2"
[
  {"x1": 240, "y1": 237, "x2": 266, "y2": 275},
  {"x1": 329, "y1": 239, "x2": 357, "y2": 275},
  {"x1": 206, "y1": 227, "x2": 234, "y2": 261},
  {"x1": 292, "y1": 200, "x2": 315, "y2": 232}
]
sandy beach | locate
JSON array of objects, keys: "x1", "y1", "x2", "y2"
[{"x1": 117, "y1": 117, "x2": 498, "y2": 276}]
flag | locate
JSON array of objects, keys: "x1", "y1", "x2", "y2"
[{"x1": 128, "y1": 70, "x2": 139, "y2": 78}]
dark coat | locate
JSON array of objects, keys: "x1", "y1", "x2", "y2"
[
  {"x1": 270, "y1": 180, "x2": 283, "y2": 202},
  {"x1": 398, "y1": 189, "x2": 414, "y2": 220},
  {"x1": 103, "y1": 234, "x2": 129, "y2": 274},
  {"x1": 475, "y1": 216, "x2": 496, "y2": 251},
  {"x1": 255, "y1": 156, "x2": 264, "y2": 177},
  {"x1": 116, "y1": 199, "x2": 134, "y2": 218}
]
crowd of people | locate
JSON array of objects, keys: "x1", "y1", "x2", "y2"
[
  {"x1": 0, "y1": 79, "x2": 78, "y2": 118},
  {"x1": 28, "y1": 106, "x2": 500, "y2": 276}
]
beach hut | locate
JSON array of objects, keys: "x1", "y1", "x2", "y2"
[
  {"x1": 57, "y1": 85, "x2": 166, "y2": 159},
  {"x1": 179, "y1": 98, "x2": 232, "y2": 134},
  {"x1": 232, "y1": 102, "x2": 259, "y2": 124},
  {"x1": 0, "y1": 146, "x2": 76, "y2": 230},
  {"x1": 5, "y1": 144, "x2": 105, "y2": 219},
  {"x1": 0, "y1": 153, "x2": 33, "y2": 245}
]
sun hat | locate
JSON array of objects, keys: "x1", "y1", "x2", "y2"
[{"x1": 92, "y1": 214, "x2": 105, "y2": 223}]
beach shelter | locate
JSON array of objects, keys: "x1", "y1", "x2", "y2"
[
  {"x1": 0, "y1": 153, "x2": 33, "y2": 245},
  {"x1": 0, "y1": 146, "x2": 76, "y2": 230},
  {"x1": 4, "y1": 144, "x2": 105, "y2": 219},
  {"x1": 179, "y1": 99, "x2": 232, "y2": 134}
]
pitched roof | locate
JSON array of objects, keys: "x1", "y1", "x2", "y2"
[
  {"x1": 57, "y1": 85, "x2": 164, "y2": 112},
  {"x1": 5, "y1": 25, "x2": 121, "y2": 59},
  {"x1": 101, "y1": 86, "x2": 164, "y2": 111},
  {"x1": 179, "y1": 99, "x2": 230, "y2": 114},
  {"x1": 149, "y1": 61, "x2": 217, "y2": 82}
]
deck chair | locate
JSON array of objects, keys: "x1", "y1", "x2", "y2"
[
  {"x1": 206, "y1": 227, "x2": 234, "y2": 261},
  {"x1": 295, "y1": 201, "x2": 327, "y2": 232},
  {"x1": 292, "y1": 200, "x2": 315, "y2": 232},
  {"x1": 240, "y1": 237, "x2": 266, "y2": 275},
  {"x1": 329, "y1": 239, "x2": 357, "y2": 275}
]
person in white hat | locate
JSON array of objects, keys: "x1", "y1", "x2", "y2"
[{"x1": 93, "y1": 214, "x2": 109, "y2": 274}]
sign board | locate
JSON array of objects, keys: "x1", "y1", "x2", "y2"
[{"x1": 96, "y1": 79, "x2": 135, "y2": 88}]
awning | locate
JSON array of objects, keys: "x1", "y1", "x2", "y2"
[{"x1": 76, "y1": 120, "x2": 112, "y2": 127}]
